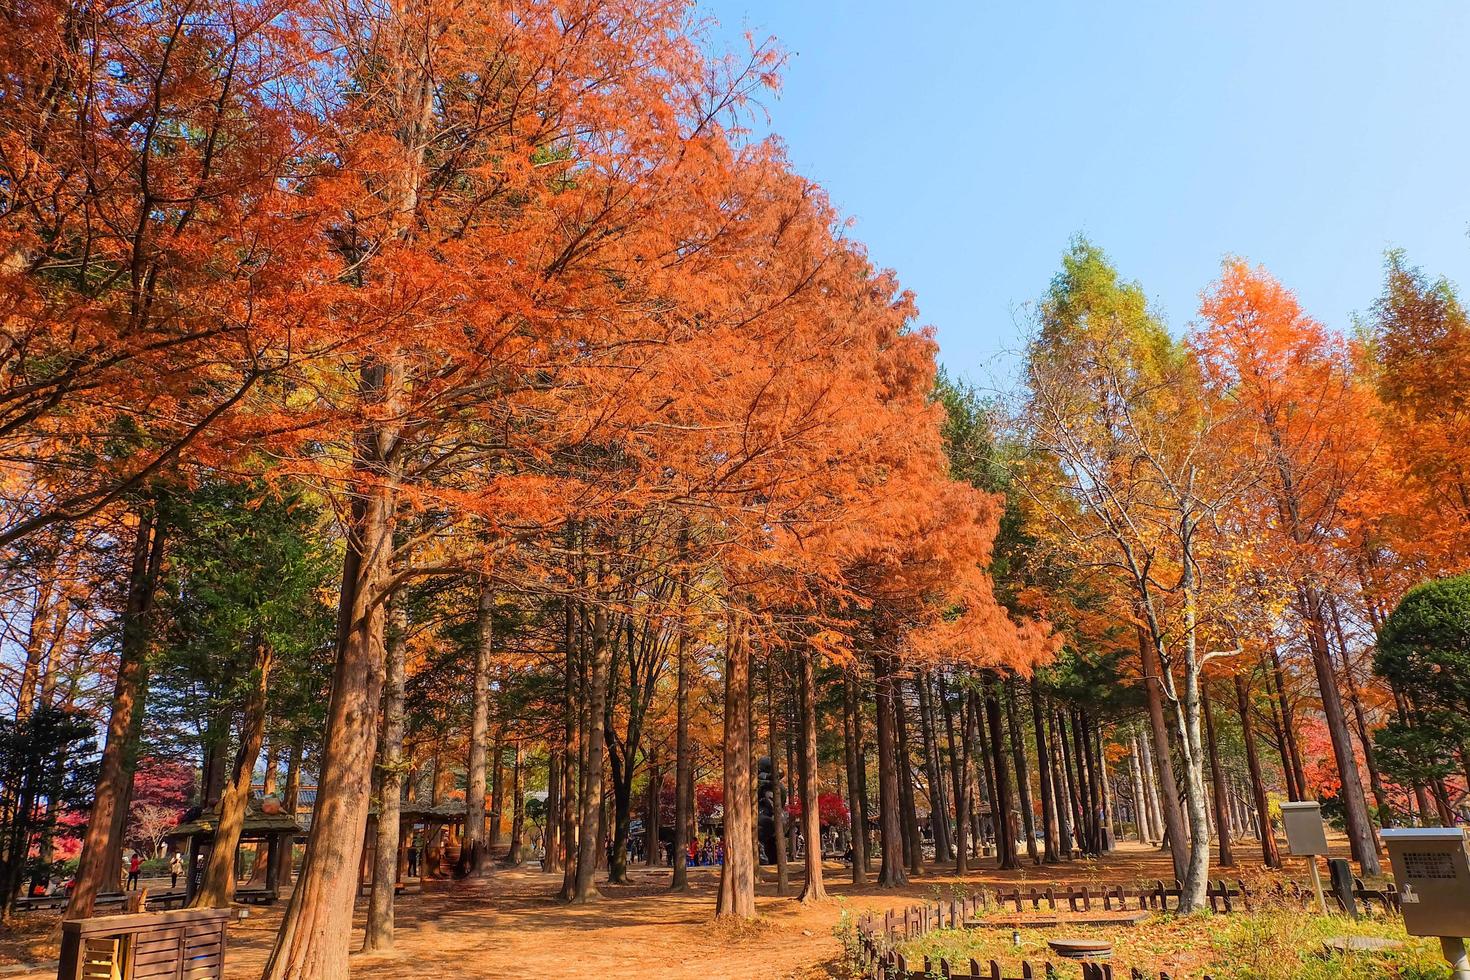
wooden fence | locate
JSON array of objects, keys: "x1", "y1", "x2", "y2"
[{"x1": 851, "y1": 877, "x2": 1402, "y2": 980}]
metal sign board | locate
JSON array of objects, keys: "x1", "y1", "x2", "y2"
[{"x1": 1280, "y1": 801, "x2": 1330, "y2": 856}]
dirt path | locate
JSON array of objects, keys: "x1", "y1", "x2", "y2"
[{"x1": 0, "y1": 841, "x2": 1314, "y2": 979}]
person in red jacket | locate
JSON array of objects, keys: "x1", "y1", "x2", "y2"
[{"x1": 127, "y1": 852, "x2": 143, "y2": 890}]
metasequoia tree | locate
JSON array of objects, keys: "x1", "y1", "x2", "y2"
[{"x1": 1197, "y1": 260, "x2": 1383, "y2": 876}]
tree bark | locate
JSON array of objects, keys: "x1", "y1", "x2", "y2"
[
  {"x1": 671, "y1": 600, "x2": 691, "y2": 891},
  {"x1": 1127, "y1": 733, "x2": 1152, "y2": 843},
  {"x1": 796, "y1": 649, "x2": 826, "y2": 903},
  {"x1": 1030, "y1": 680, "x2": 1060, "y2": 862},
  {"x1": 766, "y1": 659, "x2": 788, "y2": 894},
  {"x1": 984, "y1": 686, "x2": 1019, "y2": 870},
  {"x1": 873, "y1": 655, "x2": 907, "y2": 888},
  {"x1": 941, "y1": 675, "x2": 970, "y2": 872},
  {"x1": 195, "y1": 643, "x2": 273, "y2": 908},
  {"x1": 1005, "y1": 678, "x2": 1038, "y2": 862},
  {"x1": 1043, "y1": 702, "x2": 1073, "y2": 859},
  {"x1": 1202, "y1": 684, "x2": 1234, "y2": 868},
  {"x1": 716, "y1": 623, "x2": 755, "y2": 919},
  {"x1": 506, "y1": 745, "x2": 524, "y2": 866},
  {"x1": 262, "y1": 384, "x2": 397, "y2": 979},
  {"x1": 1234, "y1": 674, "x2": 1281, "y2": 868},
  {"x1": 570, "y1": 604, "x2": 611, "y2": 903},
  {"x1": 463, "y1": 581, "x2": 494, "y2": 876},
  {"x1": 67, "y1": 502, "x2": 167, "y2": 920},
  {"x1": 843, "y1": 671, "x2": 868, "y2": 884},
  {"x1": 1266, "y1": 643, "x2": 1306, "y2": 801},
  {"x1": 1138, "y1": 626, "x2": 1188, "y2": 881},
  {"x1": 363, "y1": 603, "x2": 407, "y2": 951},
  {"x1": 644, "y1": 752, "x2": 660, "y2": 868},
  {"x1": 917, "y1": 675, "x2": 952, "y2": 863},
  {"x1": 1299, "y1": 585, "x2": 1381, "y2": 875},
  {"x1": 894, "y1": 683, "x2": 923, "y2": 877},
  {"x1": 558, "y1": 583, "x2": 580, "y2": 899}
]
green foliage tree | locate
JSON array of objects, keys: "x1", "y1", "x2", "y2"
[{"x1": 1373, "y1": 573, "x2": 1470, "y2": 809}]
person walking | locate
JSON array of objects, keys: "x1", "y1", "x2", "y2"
[
  {"x1": 169, "y1": 851, "x2": 184, "y2": 889},
  {"x1": 127, "y1": 852, "x2": 143, "y2": 891}
]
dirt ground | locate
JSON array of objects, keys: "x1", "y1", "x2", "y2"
[{"x1": 0, "y1": 840, "x2": 1339, "y2": 979}]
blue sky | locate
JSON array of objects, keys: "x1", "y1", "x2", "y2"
[{"x1": 698, "y1": 1, "x2": 1470, "y2": 391}]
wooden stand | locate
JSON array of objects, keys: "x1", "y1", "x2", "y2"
[{"x1": 1306, "y1": 856, "x2": 1328, "y2": 914}]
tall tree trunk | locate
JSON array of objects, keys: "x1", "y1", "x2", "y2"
[
  {"x1": 463, "y1": 581, "x2": 494, "y2": 876},
  {"x1": 506, "y1": 745, "x2": 524, "y2": 866},
  {"x1": 796, "y1": 649, "x2": 826, "y2": 903},
  {"x1": 1329, "y1": 599, "x2": 1393, "y2": 828},
  {"x1": 843, "y1": 672, "x2": 869, "y2": 884},
  {"x1": 67, "y1": 502, "x2": 167, "y2": 920},
  {"x1": 644, "y1": 752, "x2": 660, "y2": 868},
  {"x1": 1056, "y1": 711, "x2": 1086, "y2": 856},
  {"x1": 544, "y1": 750, "x2": 562, "y2": 873},
  {"x1": 671, "y1": 603, "x2": 691, "y2": 891},
  {"x1": 570, "y1": 605, "x2": 611, "y2": 903},
  {"x1": 716, "y1": 623, "x2": 755, "y2": 919},
  {"x1": 1030, "y1": 681, "x2": 1059, "y2": 862},
  {"x1": 489, "y1": 734, "x2": 505, "y2": 852},
  {"x1": 1005, "y1": 678, "x2": 1038, "y2": 862},
  {"x1": 263, "y1": 404, "x2": 397, "y2": 980},
  {"x1": 1045, "y1": 706, "x2": 1074, "y2": 859},
  {"x1": 1138, "y1": 626, "x2": 1188, "y2": 881},
  {"x1": 1137, "y1": 728, "x2": 1164, "y2": 846},
  {"x1": 1076, "y1": 708, "x2": 1099, "y2": 852},
  {"x1": 558, "y1": 586, "x2": 579, "y2": 899},
  {"x1": 894, "y1": 685, "x2": 923, "y2": 877},
  {"x1": 1266, "y1": 644, "x2": 1306, "y2": 801},
  {"x1": 917, "y1": 675, "x2": 952, "y2": 863},
  {"x1": 195, "y1": 643, "x2": 273, "y2": 908},
  {"x1": 941, "y1": 676, "x2": 970, "y2": 872},
  {"x1": 873, "y1": 655, "x2": 906, "y2": 888},
  {"x1": 283, "y1": 737, "x2": 303, "y2": 817},
  {"x1": 1128, "y1": 733, "x2": 1152, "y2": 843},
  {"x1": 364, "y1": 604, "x2": 407, "y2": 951},
  {"x1": 1234, "y1": 675, "x2": 1281, "y2": 868},
  {"x1": 855, "y1": 707, "x2": 873, "y2": 875},
  {"x1": 984, "y1": 686, "x2": 1019, "y2": 870},
  {"x1": 1202, "y1": 685, "x2": 1234, "y2": 868},
  {"x1": 969, "y1": 690, "x2": 998, "y2": 855},
  {"x1": 766, "y1": 660, "x2": 788, "y2": 894},
  {"x1": 1299, "y1": 585, "x2": 1381, "y2": 875}
]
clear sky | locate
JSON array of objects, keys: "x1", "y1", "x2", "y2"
[{"x1": 698, "y1": 0, "x2": 1470, "y2": 391}]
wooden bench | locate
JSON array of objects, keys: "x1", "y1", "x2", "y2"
[
  {"x1": 232, "y1": 887, "x2": 278, "y2": 906},
  {"x1": 58, "y1": 907, "x2": 231, "y2": 980}
]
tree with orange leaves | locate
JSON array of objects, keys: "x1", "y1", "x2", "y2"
[{"x1": 1196, "y1": 258, "x2": 1383, "y2": 876}]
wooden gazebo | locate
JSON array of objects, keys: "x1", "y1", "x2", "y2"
[
  {"x1": 168, "y1": 806, "x2": 302, "y2": 904},
  {"x1": 359, "y1": 800, "x2": 477, "y2": 891}
]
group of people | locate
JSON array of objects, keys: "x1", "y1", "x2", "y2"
[{"x1": 114, "y1": 849, "x2": 187, "y2": 891}]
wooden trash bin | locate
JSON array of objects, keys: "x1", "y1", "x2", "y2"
[{"x1": 57, "y1": 907, "x2": 232, "y2": 980}]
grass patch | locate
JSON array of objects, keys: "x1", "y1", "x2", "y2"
[{"x1": 899, "y1": 907, "x2": 1452, "y2": 979}]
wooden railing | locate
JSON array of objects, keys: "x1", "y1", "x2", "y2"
[
  {"x1": 57, "y1": 907, "x2": 231, "y2": 980},
  {"x1": 851, "y1": 877, "x2": 1401, "y2": 980}
]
